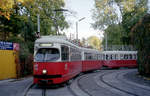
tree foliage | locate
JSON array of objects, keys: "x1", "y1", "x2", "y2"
[
  {"x1": 0, "y1": 0, "x2": 69, "y2": 49},
  {"x1": 131, "y1": 14, "x2": 150, "y2": 75},
  {"x1": 93, "y1": 0, "x2": 150, "y2": 75},
  {"x1": 103, "y1": 24, "x2": 124, "y2": 45},
  {"x1": 92, "y1": 0, "x2": 119, "y2": 30},
  {"x1": 87, "y1": 36, "x2": 102, "y2": 50},
  {"x1": 121, "y1": 0, "x2": 147, "y2": 44},
  {"x1": 0, "y1": 0, "x2": 69, "y2": 76},
  {"x1": 92, "y1": 0, "x2": 148, "y2": 45},
  {"x1": 0, "y1": 0, "x2": 69, "y2": 41}
]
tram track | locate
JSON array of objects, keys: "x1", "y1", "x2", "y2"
[
  {"x1": 42, "y1": 89, "x2": 46, "y2": 96},
  {"x1": 67, "y1": 85, "x2": 80, "y2": 96},
  {"x1": 68, "y1": 71, "x2": 102, "y2": 96},
  {"x1": 24, "y1": 84, "x2": 47, "y2": 96},
  {"x1": 76, "y1": 76, "x2": 93, "y2": 96},
  {"x1": 67, "y1": 73, "x2": 94, "y2": 96},
  {"x1": 99, "y1": 71, "x2": 139, "y2": 96},
  {"x1": 69, "y1": 70, "x2": 119, "y2": 96},
  {"x1": 24, "y1": 69, "x2": 150, "y2": 96},
  {"x1": 73, "y1": 69, "x2": 142, "y2": 96},
  {"x1": 115, "y1": 70, "x2": 150, "y2": 95},
  {"x1": 23, "y1": 84, "x2": 34, "y2": 96}
]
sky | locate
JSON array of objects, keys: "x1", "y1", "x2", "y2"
[
  {"x1": 63, "y1": 0, "x2": 103, "y2": 40},
  {"x1": 63, "y1": 0, "x2": 150, "y2": 40},
  {"x1": 148, "y1": 0, "x2": 150, "y2": 13}
]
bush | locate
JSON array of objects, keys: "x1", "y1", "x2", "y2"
[{"x1": 7, "y1": 36, "x2": 34, "y2": 76}]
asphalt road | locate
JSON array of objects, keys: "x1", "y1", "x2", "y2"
[
  {"x1": 1, "y1": 69, "x2": 150, "y2": 96},
  {"x1": 0, "y1": 77, "x2": 32, "y2": 96}
]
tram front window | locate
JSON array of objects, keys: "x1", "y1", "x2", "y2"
[{"x1": 35, "y1": 48, "x2": 60, "y2": 62}]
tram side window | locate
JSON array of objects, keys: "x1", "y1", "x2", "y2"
[
  {"x1": 103, "y1": 54, "x2": 106, "y2": 60},
  {"x1": 115, "y1": 54, "x2": 118, "y2": 60},
  {"x1": 98, "y1": 54, "x2": 101, "y2": 60},
  {"x1": 61, "y1": 45, "x2": 69, "y2": 61},
  {"x1": 120, "y1": 54, "x2": 124, "y2": 60},
  {"x1": 101, "y1": 54, "x2": 103, "y2": 60},
  {"x1": 93, "y1": 54, "x2": 97, "y2": 60},
  {"x1": 85, "y1": 53, "x2": 92, "y2": 60},
  {"x1": 124, "y1": 54, "x2": 128, "y2": 60},
  {"x1": 133, "y1": 54, "x2": 137, "y2": 59},
  {"x1": 70, "y1": 47, "x2": 81, "y2": 61},
  {"x1": 129, "y1": 54, "x2": 132, "y2": 60},
  {"x1": 106, "y1": 54, "x2": 109, "y2": 60},
  {"x1": 111, "y1": 54, "x2": 114, "y2": 60},
  {"x1": 106, "y1": 54, "x2": 112, "y2": 60}
]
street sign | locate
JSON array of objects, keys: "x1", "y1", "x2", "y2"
[
  {"x1": 13, "y1": 43, "x2": 20, "y2": 51},
  {"x1": 0, "y1": 41, "x2": 13, "y2": 50}
]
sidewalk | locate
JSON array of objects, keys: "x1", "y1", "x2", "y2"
[
  {"x1": 0, "y1": 79, "x2": 16, "y2": 84},
  {"x1": 0, "y1": 75, "x2": 32, "y2": 84}
]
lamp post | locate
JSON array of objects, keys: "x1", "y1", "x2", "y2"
[
  {"x1": 53, "y1": 9, "x2": 69, "y2": 35},
  {"x1": 76, "y1": 17, "x2": 86, "y2": 44},
  {"x1": 36, "y1": 8, "x2": 69, "y2": 37},
  {"x1": 104, "y1": 32, "x2": 108, "y2": 51}
]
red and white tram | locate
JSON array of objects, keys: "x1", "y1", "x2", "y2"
[
  {"x1": 33, "y1": 36, "x2": 137, "y2": 85},
  {"x1": 82, "y1": 48, "x2": 103, "y2": 72},
  {"x1": 33, "y1": 36, "x2": 83, "y2": 84},
  {"x1": 102, "y1": 51, "x2": 137, "y2": 68},
  {"x1": 33, "y1": 36, "x2": 102, "y2": 85}
]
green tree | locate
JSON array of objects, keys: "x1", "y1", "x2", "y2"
[
  {"x1": 121, "y1": 0, "x2": 147, "y2": 44},
  {"x1": 92, "y1": 0, "x2": 119, "y2": 30},
  {"x1": 87, "y1": 36, "x2": 101, "y2": 50},
  {"x1": 24, "y1": 0, "x2": 69, "y2": 35},
  {"x1": 131, "y1": 14, "x2": 150, "y2": 75},
  {"x1": 92, "y1": 0, "x2": 148, "y2": 45},
  {"x1": 103, "y1": 24, "x2": 124, "y2": 46},
  {"x1": 0, "y1": 0, "x2": 69, "y2": 41},
  {"x1": 0, "y1": 0, "x2": 69, "y2": 76}
]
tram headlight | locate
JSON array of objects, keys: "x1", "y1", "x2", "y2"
[{"x1": 42, "y1": 69, "x2": 47, "y2": 74}]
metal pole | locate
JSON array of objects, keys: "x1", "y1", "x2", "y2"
[
  {"x1": 76, "y1": 22, "x2": 78, "y2": 40},
  {"x1": 76, "y1": 17, "x2": 85, "y2": 45},
  {"x1": 105, "y1": 32, "x2": 107, "y2": 51},
  {"x1": 37, "y1": 14, "x2": 40, "y2": 33}
]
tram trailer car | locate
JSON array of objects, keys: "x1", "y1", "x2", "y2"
[
  {"x1": 82, "y1": 48, "x2": 103, "y2": 72},
  {"x1": 33, "y1": 36, "x2": 82, "y2": 85},
  {"x1": 102, "y1": 51, "x2": 137, "y2": 68}
]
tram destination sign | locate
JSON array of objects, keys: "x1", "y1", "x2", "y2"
[{"x1": 0, "y1": 41, "x2": 13, "y2": 50}]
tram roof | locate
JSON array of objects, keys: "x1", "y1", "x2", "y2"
[
  {"x1": 102, "y1": 51, "x2": 137, "y2": 54},
  {"x1": 35, "y1": 36, "x2": 81, "y2": 48},
  {"x1": 81, "y1": 47, "x2": 100, "y2": 53},
  {"x1": 35, "y1": 36, "x2": 101, "y2": 53}
]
